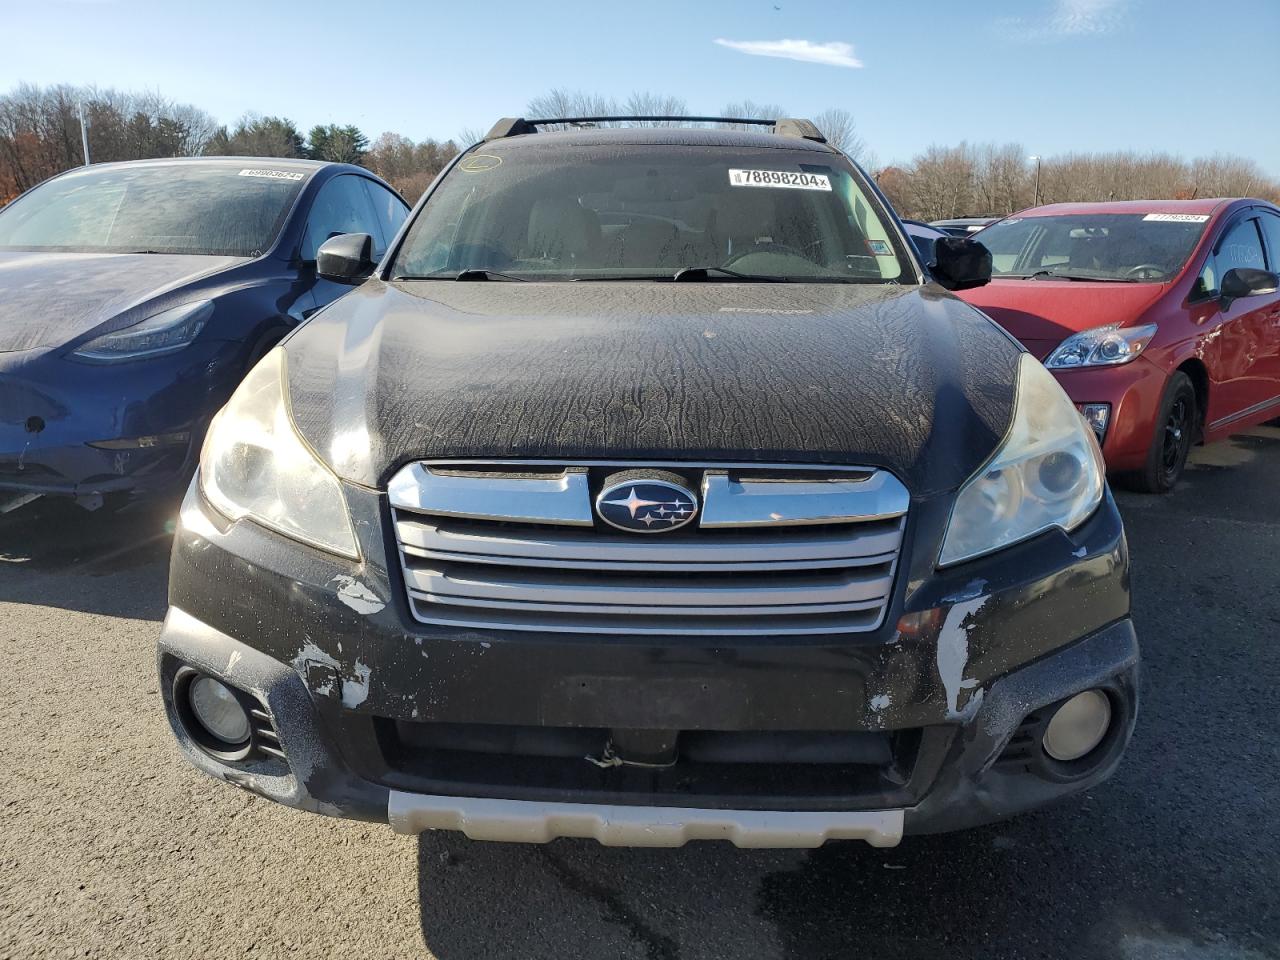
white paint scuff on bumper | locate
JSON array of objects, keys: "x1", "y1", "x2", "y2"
[{"x1": 387, "y1": 792, "x2": 904, "y2": 848}]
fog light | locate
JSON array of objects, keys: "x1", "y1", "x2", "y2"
[
  {"x1": 188, "y1": 676, "x2": 250, "y2": 745},
  {"x1": 1043, "y1": 690, "x2": 1111, "y2": 761},
  {"x1": 1077, "y1": 403, "x2": 1111, "y2": 443}
]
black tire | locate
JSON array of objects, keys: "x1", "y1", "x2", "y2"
[{"x1": 1126, "y1": 372, "x2": 1197, "y2": 494}]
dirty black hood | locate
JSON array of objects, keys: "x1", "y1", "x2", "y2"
[
  {"x1": 284, "y1": 281, "x2": 1022, "y2": 496},
  {"x1": 0, "y1": 250, "x2": 243, "y2": 352}
]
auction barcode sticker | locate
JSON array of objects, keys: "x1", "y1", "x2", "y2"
[
  {"x1": 1143, "y1": 213, "x2": 1209, "y2": 223},
  {"x1": 238, "y1": 169, "x2": 306, "y2": 181},
  {"x1": 729, "y1": 169, "x2": 831, "y2": 191}
]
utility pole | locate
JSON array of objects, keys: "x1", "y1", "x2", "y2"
[
  {"x1": 78, "y1": 101, "x2": 91, "y2": 166},
  {"x1": 1029, "y1": 154, "x2": 1042, "y2": 206}
]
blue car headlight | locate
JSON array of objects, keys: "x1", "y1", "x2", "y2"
[{"x1": 71, "y1": 300, "x2": 214, "y2": 362}]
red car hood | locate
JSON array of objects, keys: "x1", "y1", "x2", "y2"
[{"x1": 959, "y1": 279, "x2": 1167, "y2": 359}]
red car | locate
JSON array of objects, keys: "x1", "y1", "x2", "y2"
[{"x1": 960, "y1": 199, "x2": 1280, "y2": 491}]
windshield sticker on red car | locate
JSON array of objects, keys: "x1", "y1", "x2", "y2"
[
  {"x1": 1143, "y1": 213, "x2": 1210, "y2": 223},
  {"x1": 729, "y1": 169, "x2": 831, "y2": 191},
  {"x1": 237, "y1": 169, "x2": 305, "y2": 181},
  {"x1": 866, "y1": 239, "x2": 893, "y2": 256}
]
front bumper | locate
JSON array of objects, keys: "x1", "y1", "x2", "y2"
[
  {"x1": 157, "y1": 479, "x2": 1138, "y2": 846},
  {"x1": 1050, "y1": 357, "x2": 1167, "y2": 473},
  {"x1": 0, "y1": 342, "x2": 242, "y2": 508}
]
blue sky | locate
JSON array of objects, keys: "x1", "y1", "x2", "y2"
[{"x1": 5, "y1": 0, "x2": 1278, "y2": 173}]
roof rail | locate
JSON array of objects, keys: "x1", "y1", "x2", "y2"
[{"x1": 482, "y1": 116, "x2": 828, "y2": 144}]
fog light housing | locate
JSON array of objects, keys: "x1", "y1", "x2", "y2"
[
  {"x1": 188, "y1": 676, "x2": 251, "y2": 746},
  {"x1": 1043, "y1": 689, "x2": 1112, "y2": 762},
  {"x1": 1077, "y1": 403, "x2": 1111, "y2": 444}
]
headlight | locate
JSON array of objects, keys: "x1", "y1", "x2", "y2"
[
  {"x1": 200, "y1": 347, "x2": 359, "y2": 559},
  {"x1": 1044, "y1": 323, "x2": 1157, "y2": 369},
  {"x1": 72, "y1": 300, "x2": 214, "y2": 361},
  {"x1": 939, "y1": 354, "x2": 1104, "y2": 566}
]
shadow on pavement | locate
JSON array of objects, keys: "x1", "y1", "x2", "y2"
[
  {"x1": 0, "y1": 496, "x2": 176, "y2": 620},
  {"x1": 416, "y1": 831, "x2": 796, "y2": 960}
]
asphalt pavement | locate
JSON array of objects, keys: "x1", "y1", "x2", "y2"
[{"x1": 1, "y1": 427, "x2": 1277, "y2": 960}]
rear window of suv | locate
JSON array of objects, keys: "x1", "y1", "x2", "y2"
[{"x1": 391, "y1": 144, "x2": 908, "y2": 282}]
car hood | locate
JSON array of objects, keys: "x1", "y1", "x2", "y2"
[
  {"x1": 284, "y1": 280, "x2": 1023, "y2": 496},
  {"x1": 958, "y1": 278, "x2": 1167, "y2": 356},
  {"x1": 0, "y1": 250, "x2": 244, "y2": 353}
]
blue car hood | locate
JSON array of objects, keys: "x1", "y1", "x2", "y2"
[{"x1": 0, "y1": 251, "x2": 243, "y2": 353}]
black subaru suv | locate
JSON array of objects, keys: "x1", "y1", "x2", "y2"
[{"x1": 157, "y1": 117, "x2": 1138, "y2": 848}]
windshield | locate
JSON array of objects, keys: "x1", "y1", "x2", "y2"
[
  {"x1": 391, "y1": 144, "x2": 909, "y2": 282},
  {"x1": 0, "y1": 164, "x2": 307, "y2": 257},
  {"x1": 979, "y1": 213, "x2": 1209, "y2": 282}
]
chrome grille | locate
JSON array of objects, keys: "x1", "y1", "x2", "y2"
[{"x1": 388, "y1": 460, "x2": 909, "y2": 636}]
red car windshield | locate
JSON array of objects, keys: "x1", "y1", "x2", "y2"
[{"x1": 979, "y1": 213, "x2": 1209, "y2": 283}]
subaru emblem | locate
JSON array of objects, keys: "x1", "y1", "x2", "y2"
[{"x1": 595, "y1": 477, "x2": 699, "y2": 533}]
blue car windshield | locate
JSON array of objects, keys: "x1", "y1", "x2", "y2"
[{"x1": 0, "y1": 164, "x2": 306, "y2": 257}]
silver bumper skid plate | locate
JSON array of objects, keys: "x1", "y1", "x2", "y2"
[{"x1": 388, "y1": 791, "x2": 905, "y2": 848}]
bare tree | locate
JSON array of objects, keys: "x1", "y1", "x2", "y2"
[
  {"x1": 365, "y1": 131, "x2": 459, "y2": 202},
  {"x1": 0, "y1": 83, "x2": 217, "y2": 196},
  {"x1": 903, "y1": 143, "x2": 980, "y2": 221},
  {"x1": 972, "y1": 143, "x2": 1031, "y2": 215},
  {"x1": 813, "y1": 108, "x2": 866, "y2": 161},
  {"x1": 525, "y1": 89, "x2": 620, "y2": 128},
  {"x1": 622, "y1": 92, "x2": 688, "y2": 125},
  {"x1": 717, "y1": 101, "x2": 788, "y2": 129}
]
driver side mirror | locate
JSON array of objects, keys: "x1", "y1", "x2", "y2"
[
  {"x1": 1220, "y1": 267, "x2": 1279, "y2": 306},
  {"x1": 931, "y1": 236, "x2": 992, "y2": 291},
  {"x1": 317, "y1": 233, "x2": 376, "y2": 284}
]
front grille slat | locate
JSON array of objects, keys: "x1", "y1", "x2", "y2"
[
  {"x1": 407, "y1": 592, "x2": 888, "y2": 618},
  {"x1": 389, "y1": 460, "x2": 908, "y2": 636},
  {"x1": 395, "y1": 517, "x2": 905, "y2": 569},
  {"x1": 404, "y1": 563, "x2": 895, "y2": 610}
]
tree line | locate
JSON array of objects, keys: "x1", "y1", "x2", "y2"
[
  {"x1": 877, "y1": 142, "x2": 1280, "y2": 222},
  {"x1": 3, "y1": 82, "x2": 1278, "y2": 218},
  {"x1": 0, "y1": 83, "x2": 463, "y2": 205}
]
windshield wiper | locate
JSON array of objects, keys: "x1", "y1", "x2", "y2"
[
  {"x1": 672, "y1": 265, "x2": 777, "y2": 282},
  {"x1": 394, "y1": 268, "x2": 529, "y2": 281},
  {"x1": 452, "y1": 268, "x2": 528, "y2": 282},
  {"x1": 1015, "y1": 270, "x2": 1137, "y2": 283}
]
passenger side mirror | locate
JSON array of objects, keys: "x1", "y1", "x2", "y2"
[
  {"x1": 931, "y1": 236, "x2": 992, "y2": 291},
  {"x1": 1219, "y1": 267, "x2": 1279, "y2": 305},
  {"x1": 317, "y1": 233, "x2": 376, "y2": 284}
]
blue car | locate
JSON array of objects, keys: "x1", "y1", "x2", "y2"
[
  {"x1": 900, "y1": 218, "x2": 948, "y2": 268},
  {"x1": 0, "y1": 157, "x2": 408, "y2": 512}
]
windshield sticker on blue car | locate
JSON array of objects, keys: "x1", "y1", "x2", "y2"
[
  {"x1": 866, "y1": 239, "x2": 893, "y2": 256},
  {"x1": 458, "y1": 154, "x2": 503, "y2": 173},
  {"x1": 729, "y1": 169, "x2": 831, "y2": 191},
  {"x1": 238, "y1": 169, "x2": 305, "y2": 181},
  {"x1": 1143, "y1": 213, "x2": 1209, "y2": 223}
]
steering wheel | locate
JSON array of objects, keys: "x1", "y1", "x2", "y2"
[
  {"x1": 724, "y1": 241, "x2": 809, "y2": 266},
  {"x1": 1125, "y1": 263, "x2": 1168, "y2": 281}
]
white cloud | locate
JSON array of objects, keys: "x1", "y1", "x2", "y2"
[
  {"x1": 1052, "y1": 0, "x2": 1127, "y2": 33},
  {"x1": 712, "y1": 38, "x2": 863, "y2": 69},
  {"x1": 1000, "y1": 0, "x2": 1129, "y2": 41}
]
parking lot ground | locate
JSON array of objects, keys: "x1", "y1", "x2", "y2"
[{"x1": 1, "y1": 426, "x2": 1278, "y2": 960}]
